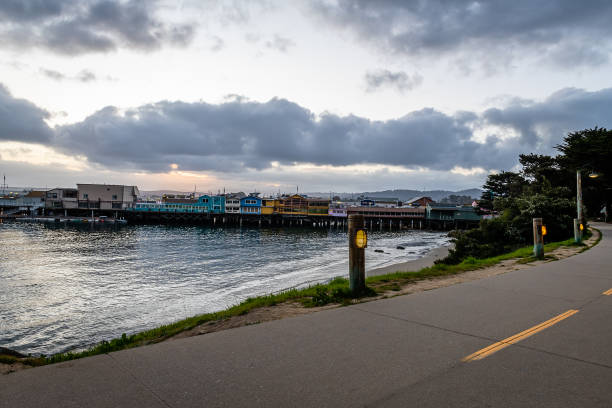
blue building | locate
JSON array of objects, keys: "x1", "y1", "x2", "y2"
[
  {"x1": 198, "y1": 195, "x2": 225, "y2": 214},
  {"x1": 129, "y1": 195, "x2": 225, "y2": 214},
  {"x1": 240, "y1": 195, "x2": 262, "y2": 215}
]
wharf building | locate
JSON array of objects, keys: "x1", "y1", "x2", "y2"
[
  {"x1": 125, "y1": 193, "x2": 481, "y2": 230},
  {"x1": 0, "y1": 190, "x2": 46, "y2": 216},
  {"x1": 8, "y1": 184, "x2": 482, "y2": 231}
]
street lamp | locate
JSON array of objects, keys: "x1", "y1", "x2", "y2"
[{"x1": 575, "y1": 169, "x2": 602, "y2": 243}]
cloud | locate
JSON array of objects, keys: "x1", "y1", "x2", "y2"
[
  {"x1": 482, "y1": 87, "x2": 612, "y2": 147},
  {"x1": 310, "y1": 0, "x2": 612, "y2": 69},
  {"x1": 2, "y1": 82, "x2": 612, "y2": 178},
  {"x1": 0, "y1": 0, "x2": 196, "y2": 55},
  {"x1": 51, "y1": 97, "x2": 518, "y2": 174},
  {"x1": 0, "y1": 84, "x2": 53, "y2": 143},
  {"x1": 76, "y1": 69, "x2": 96, "y2": 82},
  {"x1": 265, "y1": 34, "x2": 295, "y2": 52},
  {"x1": 364, "y1": 70, "x2": 423, "y2": 93},
  {"x1": 209, "y1": 35, "x2": 225, "y2": 52},
  {"x1": 40, "y1": 68, "x2": 66, "y2": 81},
  {"x1": 40, "y1": 68, "x2": 98, "y2": 82}
]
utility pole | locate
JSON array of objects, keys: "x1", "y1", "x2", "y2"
[{"x1": 575, "y1": 170, "x2": 583, "y2": 243}]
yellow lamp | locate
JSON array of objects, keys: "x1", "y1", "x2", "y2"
[
  {"x1": 580, "y1": 223, "x2": 584, "y2": 231},
  {"x1": 541, "y1": 225, "x2": 547, "y2": 236},
  {"x1": 355, "y1": 229, "x2": 367, "y2": 248}
]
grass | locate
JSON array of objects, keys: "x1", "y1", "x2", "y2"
[
  {"x1": 3, "y1": 229, "x2": 598, "y2": 368},
  {"x1": 41, "y1": 277, "x2": 371, "y2": 365},
  {"x1": 365, "y1": 234, "x2": 591, "y2": 288}
]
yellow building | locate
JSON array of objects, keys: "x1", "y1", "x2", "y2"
[
  {"x1": 278, "y1": 194, "x2": 308, "y2": 216},
  {"x1": 307, "y1": 198, "x2": 330, "y2": 216},
  {"x1": 261, "y1": 198, "x2": 277, "y2": 215}
]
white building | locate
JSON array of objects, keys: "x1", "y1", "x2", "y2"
[
  {"x1": 77, "y1": 184, "x2": 139, "y2": 210},
  {"x1": 225, "y1": 193, "x2": 245, "y2": 214},
  {"x1": 45, "y1": 188, "x2": 78, "y2": 209}
]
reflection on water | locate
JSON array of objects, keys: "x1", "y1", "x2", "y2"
[{"x1": 0, "y1": 222, "x2": 449, "y2": 355}]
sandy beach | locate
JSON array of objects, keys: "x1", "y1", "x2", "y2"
[{"x1": 367, "y1": 245, "x2": 450, "y2": 277}]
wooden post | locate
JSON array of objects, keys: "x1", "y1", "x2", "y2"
[
  {"x1": 533, "y1": 218, "x2": 544, "y2": 259},
  {"x1": 348, "y1": 214, "x2": 366, "y2": 294}
]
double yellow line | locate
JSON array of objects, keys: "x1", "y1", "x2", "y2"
[{"x1": 462, "y1": 310, "x2": 579, "y2": 362}]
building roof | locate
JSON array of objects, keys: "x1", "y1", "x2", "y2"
[
  {"x1": 25, "y1": 190, "x2": 45, "y2": 198},
  {"x1": 406, "y1": 196, "x2": 433, "y2": 204}
]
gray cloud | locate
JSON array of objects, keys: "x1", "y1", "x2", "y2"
[
  {"x1": 40, "y1": 68, "x2": 98, "y2": 82},
  {"x1": 76, "y1": 70, "x2": 96, "y2": 82},
  {"x1": 483, "y1": 87, "x2": 612, "y2": 148},
  {"x1": 51, "y1": 98, "x2": 519, "y2": 173},
  {"x1": 40, "y1": 68, "x2": 66, "y2": 81},
  {"x1": 0, "y1": 0, "x2": 196, "y2": 55},
  {"x1": 0, "y1": 84, "x2": 53, "y2": 143},
  {"x1": 365, "y1": 69, "x2": 423, "y2": 93},
  {"x1": 265, "y1": 34, "x2": 295, "y2": 52},
  {"x1": 209, "y1": 35, "x2": 225, "y2": 52},
  {"x1": 311, "y1": 0, "x2": 612, "y2": 68},
  {"x1": 2, "y1": 82, "x2": 612, "y2": 176}
]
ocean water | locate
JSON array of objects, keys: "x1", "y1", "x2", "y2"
[{"x1": 0, "y1": 222, "x2": 449, "y2": 355}]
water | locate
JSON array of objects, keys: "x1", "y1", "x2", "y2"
[{"x1": 0, "y1": 222, "x2": 449, "y2": 355}]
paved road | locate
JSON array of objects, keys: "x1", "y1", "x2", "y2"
[{"x1": 3, "y1": 223, "x2": 611, "y2": 407}]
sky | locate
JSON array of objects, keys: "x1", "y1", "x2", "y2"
[{"x1": 1, "y1": 0, "x2": 612, "y2": 195}]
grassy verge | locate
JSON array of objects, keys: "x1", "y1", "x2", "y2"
[
  {"x1": 6, "y1": 230, "x2": 597, "y2": 367},
  {"x1": 367, "y1": 236, "x2": 583, "y2": 289}
]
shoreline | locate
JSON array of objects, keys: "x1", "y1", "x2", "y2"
[{"x1": 367, "y1": 245, "x2": 450, "y2": 277}]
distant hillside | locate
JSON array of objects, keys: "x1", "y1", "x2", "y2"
[
  {"x1": 140, "y1": 188, "x2": 483, "y2": 202},
  {"x1": 309, "y1": 189, "x2": 482, "y2": 202}
]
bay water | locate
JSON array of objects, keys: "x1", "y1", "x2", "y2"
[{"x1": 0, "y1": 222, "x2": 449, "y2": 355}]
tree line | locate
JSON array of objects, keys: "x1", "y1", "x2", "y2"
[{"x1": 443, "y1": 127, "x2": 611, "y2": 264}]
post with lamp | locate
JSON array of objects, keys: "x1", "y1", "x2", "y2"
[
  {"x1": 575, "y1": 168, "x2": 601, "y2": 243},
  {"x1": 533, "y1": 218, "x2": 545, "y2": 259},
  {"x1": 348, "y1": 214, "x2": 367, "y2": 294},
  {"x1": 574, "y1": 169, "x2": 583, "y2": 243}
]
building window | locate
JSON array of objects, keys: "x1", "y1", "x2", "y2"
[
  {"x1": 83, "y1": 193, "x2": 88, "y2": 199},
  {"x1": 112, "y1": 195, "x2": 118, "y2": 200},
  {"x1": 112, "y1": 202, "x2": 122, "y2": 209}
]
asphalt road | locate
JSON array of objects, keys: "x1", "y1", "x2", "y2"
[{"x1": 2, "y1": 223, "x2": 611, "y2": 407}]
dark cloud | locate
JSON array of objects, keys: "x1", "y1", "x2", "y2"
[
  {"x1": 3, "y1": 82, "x2": 611, "y2": 175},
  {"x1": 0, "y1": 84, "x2": 53, "y2": 143},
  {"x1": 483, "y1": 87, "x2": 612, "y2": 148},
  {"x1": 311, "y1": 0, "x2": 612, "y2": 68},
  {"x1": 0, "y1": 0, "x2": 196, "y2": 55},
  {"x1": 0, "y1": 0, "x2": 67, "y2": 22},
  {"x1": 364, "y1": 70, "x2": 423, "y2": 93},
  {"x1": 265, "y1": 34, "x2": 295, "y2": 52},
  {"x1": 52, "y1": 97, "x2": 515, "y2": 173}
]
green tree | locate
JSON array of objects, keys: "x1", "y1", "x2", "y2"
[{"x1": 557, "y1": 127, "x2": 612, "y2": 218}]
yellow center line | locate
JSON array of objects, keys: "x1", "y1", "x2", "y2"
[
  {"x1": 462, "y1": 309, "x2": 579, "y2": 362},
  {"x1": 603, "y1": 288, "x2": 612, "y2": 296}
]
